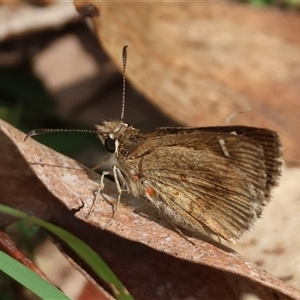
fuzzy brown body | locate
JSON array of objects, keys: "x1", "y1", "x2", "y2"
[{"x1": 95, "y1": 120, "x2": 282, "y2": 242}]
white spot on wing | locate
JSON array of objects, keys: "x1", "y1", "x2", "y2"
[{"x1": 218, "y1": 138, "x2": 231, "y2": 157}]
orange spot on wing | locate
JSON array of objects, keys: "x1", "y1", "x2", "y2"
[{"x1": 146, "y1": 186, "x2": 155, "y2": 196}]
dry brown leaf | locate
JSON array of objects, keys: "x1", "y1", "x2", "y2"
[
  {"x1": 83, "y1": 1, "x2": 300, "y2": 162},
  {"x1": 1, "y1": 118, "x2": 300, "y2": 299}
]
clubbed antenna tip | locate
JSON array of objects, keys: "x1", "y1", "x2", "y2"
[{"x1": 24, "y1": 128, "x2": 51, "y2": 141}]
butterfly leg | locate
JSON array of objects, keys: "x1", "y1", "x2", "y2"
[
  {"x1": 102, "y1": 165, "x2": 128, "y2": 229},
  {"x1": 91, "y1": 154, "x2": 111, "y2": 171},
  {"x1": 88, "y1": 171, "x2": 110, "y2": 217}
]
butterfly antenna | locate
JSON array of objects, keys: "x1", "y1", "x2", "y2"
[
  {"x1": 24, "y1": 128, "x2": 97, "y2": 141},
  {"x1": 120, "y1": 45, "x2": 128, "y2": 121}
]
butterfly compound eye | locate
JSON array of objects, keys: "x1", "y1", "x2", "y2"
[{"x1": 105, "y1": 137, "x2": 116, "y2": 153}]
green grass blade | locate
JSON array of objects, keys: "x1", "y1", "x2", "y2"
[{"x1": 0, "y1": 250, "x2": 70, "y2": 300}]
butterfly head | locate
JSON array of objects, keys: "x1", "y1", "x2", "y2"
[{"x1": 95, "y1": 120, "x2": 129, "y2": 154}]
